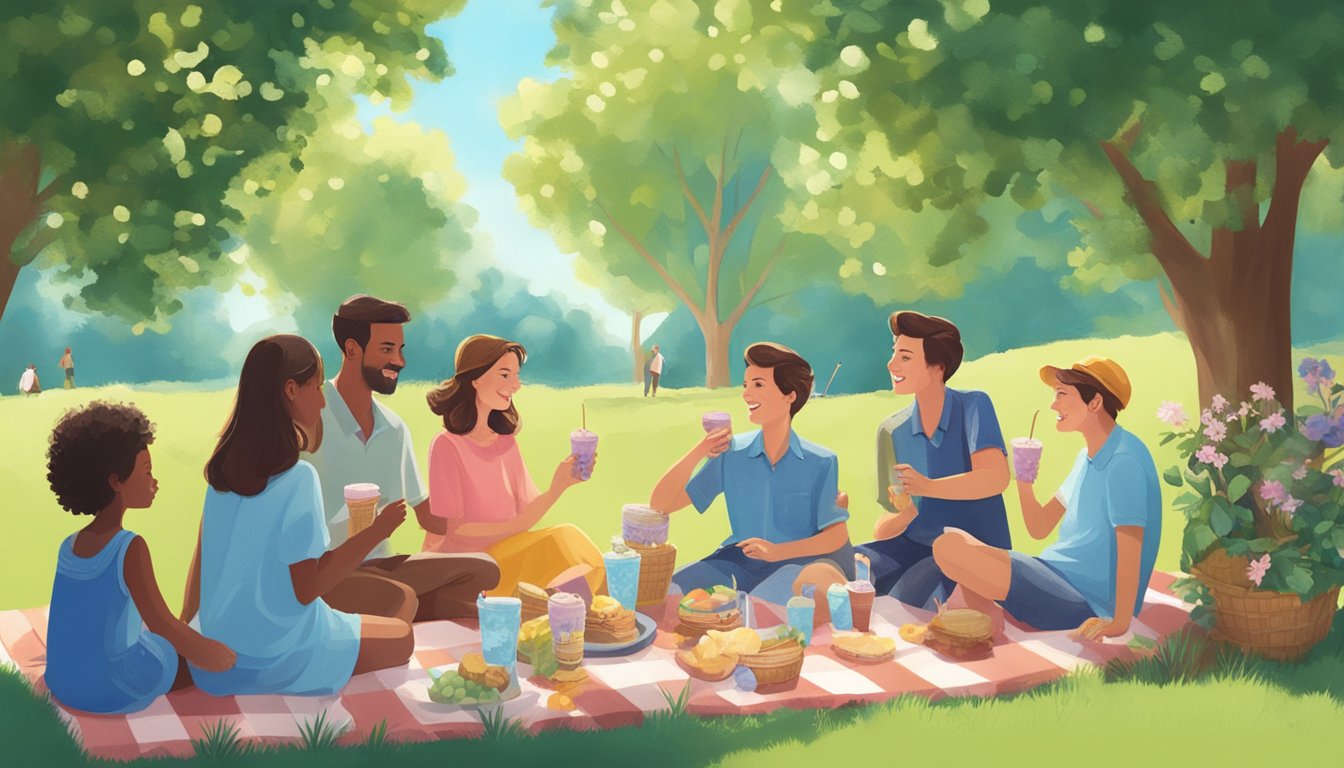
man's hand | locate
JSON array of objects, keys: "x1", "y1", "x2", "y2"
[
  {"x1": 696, "y1": 427, "x2": 732, "y2": 460},
  {"x1": 737, "y1": 537, "x2": 781, "y2": 562},
  {"x1": 371, "y1": 499, "x2": 408, "y2": 539},
  {"x1": 887, "y1": 483, "x2": 914, "y2": 514},
  {"x1": 1070, "y1": 616, "x2": 1131, "y2": 642},
  {"x1": 894, "y1": 464, "x2": 935, "y2": 497}
]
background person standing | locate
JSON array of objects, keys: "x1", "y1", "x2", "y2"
[
  {"x1": 19, "y1": 364, "x2": 41, "y2": 396},
  {"x1": 648, "y1": 345, "x2": 665, "y2": 397},
  {"x1": 59, "y1": 347, "x2": 75, "y2": 389}
]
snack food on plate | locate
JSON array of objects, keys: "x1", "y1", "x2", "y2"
[
  {"x1": 428, "y1": 667, "x2": 503, "y2": 706},
  {"x1": 832, "y1": 633, "x2": 897, "y2": 664},
  {"x1": 517, "y1": 616, "x2": 560, "y2": 677},
  {"x1": 899, "y1": 608, "x2": 993, "y2": 660},
  {"x1": 674, "y1": 626, "x2": 761, "y2": 681},
  {"x1": 676, "y1": 585, "x2": 743, "y2": 635},
  {"x1": 458, "y1": 651, "x2": 511, "y2": 692},
  {"x1": 585, "y1": 595, "x2": 639, "y2": 644}
]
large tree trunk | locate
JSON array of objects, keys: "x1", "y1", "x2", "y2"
[
  {"x1": 1102, "y1": 126, "x2": 1326, "y2": 412},
  {"x1": 0, "y1": 142, "x2": 47, "y2": 326},
  {"x1": 701, "y1": 319, "x2": 734, "y2": 389},
  {"x1": 630, "y1": 310, "x2": 643, "y2": 383}
]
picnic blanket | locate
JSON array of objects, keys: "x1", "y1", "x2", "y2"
[{"x1": 0, "y1": 573, "x2": 1191, "y2": 761}]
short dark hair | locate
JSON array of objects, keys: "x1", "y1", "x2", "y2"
[
  {"x1": 743, "y1": 342, "x2": 814, "y2": 417},
  {"x1": 890, "y1": 311, "x2": 963, "y2": 382},
  {"x1": 47, "y1": 402, "x2": 155, "y2": 516},
  {"x1": 1055, "y1": 368, "x2": 1123, "y2": 420},
  {"x1": 333, "y1": 295, "x2": 411, "y2": 353},
  {"x1": 206, "y1": 335, "x2": 324, "y2": 496}
]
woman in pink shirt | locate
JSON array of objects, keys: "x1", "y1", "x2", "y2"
[{"x1": 422, "y1": 335, "x2": 605, "y2": 596}]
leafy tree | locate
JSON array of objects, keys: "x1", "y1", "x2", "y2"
[
  {"x1": 813, "y1": 0, "x2": 1344, "y2": 408},
  {"x1": 501, "y1": 0, "x2": 841, "y2": 387},
  {"x1": 0, "y1": 0, "x2": 463, "y2": 333},
  {"x1": 231, "y1": 115, "x2": 476, "y2": 331}
]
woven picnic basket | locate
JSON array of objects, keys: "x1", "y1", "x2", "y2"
[
  {"x1": 629, "y1": 541, "x2": 677, "y2": 607},
  {"x1": 738, "y1": 641, "x2": 804, "y2": 685},
  {"x1": 1192, "y1": 548, "x2": 1339, "y2": 662}
]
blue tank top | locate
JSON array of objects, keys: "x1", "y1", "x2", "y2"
[{"x1": 46, "y1": 529, "x2": 177, "y2": 714}]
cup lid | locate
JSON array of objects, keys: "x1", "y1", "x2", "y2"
[{"x1": 343, "y1": 483, "x2": 380, "y2": 500}]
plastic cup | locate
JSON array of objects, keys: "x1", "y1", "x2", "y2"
[
  {"x1": 476, "y1": 596, "x2": 522, "y2": 673},
  {"x1": 786, "y1": 595, "x2": 815, "y2": 646},
  {"x1": 701, "y1": 411, "x2": 732, "y2": 434},
  {"x1": 1012, "y1": 438, "x2": 1044, "y2": 483},
  {"x1": 603, "y1": 542, "x2": 642, "y2": 611},
  {"x1": 621, "y1": 504, "x2": 669, "y2": 546},
  {"x1": 343, "y1": 483, "x2": 380, "y2": 538},
  {"x1": 570, "y1": 429, "x2": 598, "y2": 480},
  {"x1": 827, "y1": 583, "x2": 853, "y2": 631},
  {"x1": 548, "y1": 593, "x2": 586, "y2": 669},
  {"x1": 847, "y1": 580, "x2": 876, "y2": 633}
]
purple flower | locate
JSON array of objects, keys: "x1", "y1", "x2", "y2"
[
  {"x1": 1200, "y1": 409, "x2": 1216, "y2": 427},
  {"x1": 1246, "y1": 554, "x2": 1271, "y2": 587},
  {"x1": 1195, "y1": 445, "x2": 1221, "y2": 467},
  {"x1": 1331, "y1": 469, "x2": 1344, "y2": 488},
  {"x1": 1156, "y1": 401, "x2": 1188, "y2": 428},
  {"x1": 1211, "y1": 394, "x2": 1230, "y2": 414},
  {"x1": 1305, "y1": 414, "x2": 1332, "y2": 442},
  {"x1": 1281, "y1": 496, "x2": 1303, "y2": 517},
  {"x1": 1203, "y1": 420, "x2": 1227, "y2": 442},
  {"x1": 1259, "y1": 412, "x2": 1287, "y2": 434},
  {"x1": 1260, "y1": 480, "x2": 1287, "y2": 504},
  {"x1": 1251, "y1": 382, "x2": 1276, "y2": 402},
  {"x1": 1299, "y1": 358, "x2": 1336, "y2": 396}
]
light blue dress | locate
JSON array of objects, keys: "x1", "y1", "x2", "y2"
[
  {"x1": 46, "y1": 529, "x2": 178, "y2": 714},
  {"x1": 190, "y1": 461, "x2": 361, "y2": 696}
]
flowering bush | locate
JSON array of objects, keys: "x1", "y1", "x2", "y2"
[{"x1": 1159, "y1": 358, "x2": 1344, "y2": 622}]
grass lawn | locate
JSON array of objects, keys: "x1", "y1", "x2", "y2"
[{"x1": 2, "y1": 332, "x2": 1342, "y2": 765}]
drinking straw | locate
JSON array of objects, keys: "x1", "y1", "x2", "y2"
[
  {"x1": 1029, "y1": 410, "x2": 1040, "y2": 440},
  {"x1": 582, "y1": 403, "x2": 586, "y2": 430}
]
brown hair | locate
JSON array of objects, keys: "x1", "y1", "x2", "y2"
[
  {"x1": 427, "y1": 335, "x2": 528, "y2": 435},
  {"x1": 890, "y1": 311, "x2": 963, "y2": 382},
  {"x1": 332, "y1": 295, "x2": 411, "y2": 354},
  {"x1": 743, "y1": 342, "x2": 814, "y2": 417},
  {"x1": 206, "y1": 335, "x2": 324, "y2": 496},
  {"x1": 1055, "y1": 368, "x2": 1123, "y2": 420}
]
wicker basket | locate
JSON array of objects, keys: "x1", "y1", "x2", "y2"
[
  {"x1": 739, "y1": 641, "x2": 804, "y2": 685},
  {"x1": 629, "y1": 541, "x2": 677, "y2": 607},
  {"x1": 1193, "y1": 549, "x2": 1339, "y2": 661}
]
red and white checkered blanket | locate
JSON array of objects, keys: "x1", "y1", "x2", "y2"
[{"x1": 0, "y1": 573, "x2": 1191, "y2": 761}]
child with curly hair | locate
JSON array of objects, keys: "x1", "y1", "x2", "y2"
[{"x1": 45, "y1": 402, "x2": 235, "y2": 714}]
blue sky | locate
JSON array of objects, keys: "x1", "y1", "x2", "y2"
[{"x1": 359, "y1": 1, "x2": 663, "y2": 343}]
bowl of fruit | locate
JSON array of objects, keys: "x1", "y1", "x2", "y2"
[
  {"x1": 427, "y1": 652, "x2": 515, "y2": 707},
  {"x1": 676, "y1": 585, "x2": 742, "y2": 636}
]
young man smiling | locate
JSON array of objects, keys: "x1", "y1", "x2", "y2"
[
  {"x1": 650, "y1": 342, "x2": 853, "y2": 603},
  {"x1": 931, "y1": 357, "x2": 1162, "y2": 640},
  {"x1": 854, "y1": 312, "x2": 1012, "y2": 608},
  {"x1": 303, "y1": 295, "x2": 499, "y2": 621}
]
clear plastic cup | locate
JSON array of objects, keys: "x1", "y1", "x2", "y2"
[
  {"x1": 570, "y1": 429, "x2": 598, "y2": 480},
  {"x1": 1012, "y1": 437, "x2": 1044, "y2": 483},
  {"x1": 476, "y1": 596, "x2": 522, "y2": 673}
]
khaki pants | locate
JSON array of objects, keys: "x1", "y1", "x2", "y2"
[{"x1": 324, "y1": 552, "x2": 499, "y2": 622}]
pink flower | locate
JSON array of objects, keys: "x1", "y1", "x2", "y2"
[
  {"x1": 1200, "y1": 409, "x2": 1216, "y2": 427},
  {"x1": 1246, "y1": 554, "x2": 1271, "y2": 587},
  {"x1": 1331, "y1": 469, "x2": 1344, "y2": 488},
  {"x1": 1238, "y1": 402, "x2": 1252, "y2": 418},
  {"x1": 1195, "y1": 445, "x2": 1219, "y2": 465},
  {"x1": 1211, "y1": 394, "x2": 1230, "y2": 413},
  {"x1": 1260, "y1": 480, "x2": 1287, "y2": 504},
  {"x1": 1281, "y1": 496, "x2": 1303, "y2": 517},
  {"x1": 1259, "y1": 412, "x2": 1287, "y2": 434},
  {"x1": 1156, "y1": 401, "x2": 1188, "y2": 428},
  {"x1": 1225, "y1": 412, "x2": 1240, "y2": 423},
  {"x1": 1212, "y1": 452, "x2": 1228, "y2": 469},
  {"x1": 1292, "y1": 465, "x2": 1308, "y2": 481},
  {"x1": 1251, "y1": 382, "x2": 1276, "y2": 402},
  {"x1": 1203, "y1": 421, "x2": 1227, "y2": 442}
]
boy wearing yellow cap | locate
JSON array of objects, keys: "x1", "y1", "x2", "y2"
[{"x1": 931, "y1": 357, "x2": 1162, "y2": 640}]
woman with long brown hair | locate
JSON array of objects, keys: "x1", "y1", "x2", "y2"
[
  {"x1": 182, "y1": 335, "x2": 414, "y2": 696},
  {"x1": 422, "y1": 334, "x2": 604, "y2": 596}
]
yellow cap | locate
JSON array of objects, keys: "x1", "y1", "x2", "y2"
[{"x1": 1039, "y1": 356, "x2": 1132, "y2": 410}]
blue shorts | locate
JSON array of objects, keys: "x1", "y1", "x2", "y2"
[{"x1": 999, "y1": 553, "x2": 1096, "y2": 631}]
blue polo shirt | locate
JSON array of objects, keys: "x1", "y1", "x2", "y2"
[
  {"x1": 1040, "y1": 426, "x2": 1162, "y2": 619},
  {"x1": 885, "y1": 388, "x2": 1011, "y2": 548},
  {"x1": 686, "y1": 430, "x2": 847, "y2": 547}
]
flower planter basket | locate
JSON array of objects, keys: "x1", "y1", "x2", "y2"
[{"x1": 1192, "y1": 549, "x2": 1339, "y2": 661}]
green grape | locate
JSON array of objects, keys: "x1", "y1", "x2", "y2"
[
  {"x1": 460, "y1": 697, "x2": 477, "y2": 706},
  {"x1": 454, "y1": 687, "x2": 467, "y2": 699}
]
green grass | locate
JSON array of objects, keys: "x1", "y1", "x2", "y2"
[{"x1": 4, "y1": 332, "x2": 1344, "y2": 764}]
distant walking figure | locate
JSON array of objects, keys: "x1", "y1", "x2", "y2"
[
  {"x1": 642, "y1": 348, "x2": 654, "y2": 397},
  {"x1": 60, "y1": 347, "x2": 75, "y2": 389},
  {"x1": 19, "y1": 364, "x2": 41, "y2": 396},
  {"x1": 648, "y1": 345, "x2": 665, "y2": 397}
]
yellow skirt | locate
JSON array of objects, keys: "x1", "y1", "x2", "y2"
[{"x1": 486, "y1": 524, "x2": 607, "y2": 597}]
